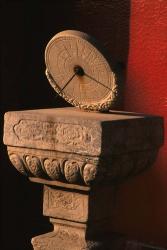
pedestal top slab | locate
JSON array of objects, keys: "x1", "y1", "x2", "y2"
[{"x1": 4, "y1": 107, "x2": 163, "y2": 157}]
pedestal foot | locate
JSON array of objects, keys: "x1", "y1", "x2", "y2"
[{"x1": 32, "y1": 221, "x2": 125, "y2": 250}]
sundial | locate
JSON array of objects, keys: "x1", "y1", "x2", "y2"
[
  {"x1": 3, "y1": 29, "x2": 164, "y2": 250},
  {"x1": 45, "y1": 30, "x2": 118, "y2": 111}
]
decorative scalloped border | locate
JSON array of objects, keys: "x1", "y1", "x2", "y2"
[
  {"x1": 8, "y1": 148, "x2": 157, "y2": 186},
  {"x1": 8, "y1": 151, "x2": 102, "y2": 186}
]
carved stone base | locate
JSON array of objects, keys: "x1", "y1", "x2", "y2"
[
  {"x1": 30, "y1": 179, "x2": 123, "y2": 250},
  {"x1": 3, "y1": 108, "x2": 164, "y2": 249},
  {"x1": 32, "y1": 219, "x2": 125, "y2": 250}
]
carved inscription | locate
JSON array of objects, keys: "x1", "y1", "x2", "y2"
[
  {"x1": 14, "y1": 120, "x2": 93, "y2": 146},
  {"x1": 45, "y1": 30, "x2": 119, "y2": 112}
]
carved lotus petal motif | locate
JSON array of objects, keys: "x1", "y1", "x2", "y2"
[
  {"x1": 44, "y1": 159, "x2": 61, "y2": 180},
  {"x1": 8, "y1": 153, "x2": 27, "y2": 176},
  {"x1": 64, "y1": 160, "x2": 80, "y2": 183},
  {"x1": 83, "y1": 164, "x2": 97, "y2": 185},
  {"x1": 25, "y1": 155, "x2": 42, "y2": 177}
]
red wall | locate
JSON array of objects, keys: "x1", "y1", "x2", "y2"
[{"x1": 112, "y1": 1, "x2": 167, "y2": 246}]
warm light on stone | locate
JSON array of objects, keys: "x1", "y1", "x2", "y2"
[{"x1": 3, "y1": 107, "x2": 163, "y2": 249}]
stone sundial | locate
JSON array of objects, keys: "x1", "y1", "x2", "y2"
[
  {"x1": 3, "y1": 30, "x2": 164, "y2": 250},
  {"x1": 45, "y1": 30, "x2": 118, "y2": 112}
]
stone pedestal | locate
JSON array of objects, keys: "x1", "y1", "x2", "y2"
[
  {"x1": 31, "y1": 180, "x2": 124, "y2": 250},
  {"x1": 3, "y1": 108, "x2": 164, "y2": 249}
]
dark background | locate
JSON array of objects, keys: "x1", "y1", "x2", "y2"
[{"x1": 1, "y1": 1, "x2": 130, "y2": 249}]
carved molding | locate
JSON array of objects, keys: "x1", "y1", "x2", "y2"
[
  {"x1": 49, "y1": 190, "x2": 80, "y2": 211},
  {"x1": 7, "y1": 146, "x2": 158, "y2": 186},
  {"x1": 7, "y1": 147, "x2": 100, "y2": 185}
]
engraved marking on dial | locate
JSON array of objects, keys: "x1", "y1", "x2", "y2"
[{"x1": 45, "y1": 33, "x2": 118, "y2": 110}]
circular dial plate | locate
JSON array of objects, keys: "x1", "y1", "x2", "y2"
[{"x1": 45, "y1": 30, "x2": 118, "y2": 111}]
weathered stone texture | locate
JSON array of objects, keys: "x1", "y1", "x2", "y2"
[
  {"x1": 43, "y1": 185, "x2": 88, "y2": 223},
  {"x1": 31, "y1": 219, "x2": 125, "y2": 250},
  {"x1": 3, "y1": 107, "x2": 164, "y2": 249},
  {"x1": 4, "y1": 108, "x2": 163, "y2": 156}
]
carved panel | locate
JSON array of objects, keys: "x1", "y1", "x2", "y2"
[
  {"x1": 14, "y1": 120, "x2": 93, "y2": 147},
  {"x1": 49, "y1": 190, "x2": 80, "y2": 211},
  {"x1": 43, "y1": 186, "x2": 88, "y2": 222}
]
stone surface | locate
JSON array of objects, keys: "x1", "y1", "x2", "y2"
[
  {"x1": 31, "y1": 217, "x2": 125, "y2": 250},
  {"x1": 30, "y1": 180, "x2": 122, "y2": 250},
  {"x1": 4, "y1": 108, "x2": 163, "y2": 186},
  {"x1": 3, "y1": 107, "x2": 164, "y2": 249},
  {"x1": 43, "y1": 185, "x2": 89, "y2": 223},
  {"x1": 42, "y1": 184, "x2": 115, "y2": 224},
  {"x1": 32, "y1": 223, "x2": 125, "y2": 250},
  {"x1": 30, "y1": 177, "x2": 165, "y2": 249},
  {"x1": 4, "y1": 108, "x2": 163, "y2": 156},
  {"x1": 6, "y1": 145, "x2": 159, "y2": 185}
]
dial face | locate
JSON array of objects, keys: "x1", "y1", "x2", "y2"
[{"x1": 45, "y1": 30, "x2": 118, "y2": 111}]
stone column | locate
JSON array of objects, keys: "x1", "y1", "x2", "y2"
[{"x1": 3, "y1": 107, "x2": 164, "y2": 249}]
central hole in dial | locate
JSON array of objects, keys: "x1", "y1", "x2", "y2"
[{"x1": 74, "y1": 65, "x2": 84, "y2": 76}]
